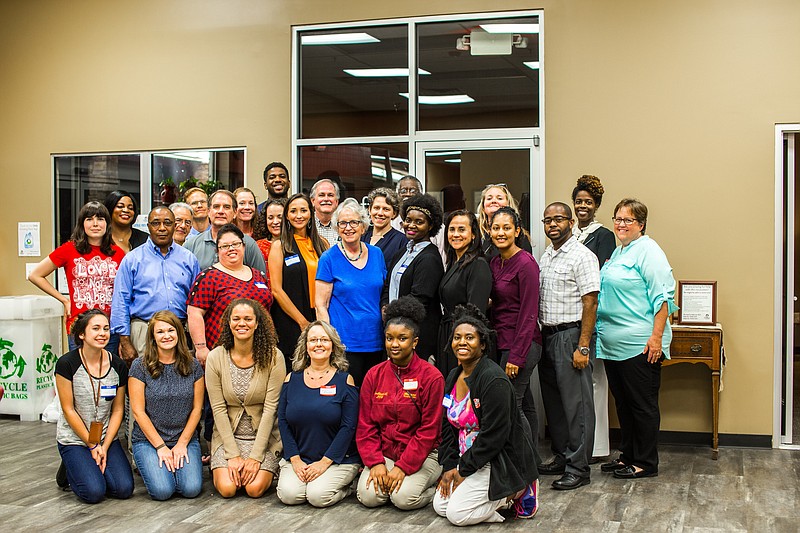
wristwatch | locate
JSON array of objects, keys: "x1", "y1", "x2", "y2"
[{"x1": 578, "y1": 346, "x2": 590, "y2": 356}]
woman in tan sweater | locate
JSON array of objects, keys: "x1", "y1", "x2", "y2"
[{"x1": 206, "y1": 298, "x2": 286, "y2": 498}]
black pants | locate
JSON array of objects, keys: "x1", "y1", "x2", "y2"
[
  {"x1": 346, "y1": 350, "x2": 386, "y2": 387},
  {"x1": 499, "y1": 344, "x2": 542, "y2": 466},
  {"x1": 604, "y1": 353, "x2": 662, "y2": 472}
]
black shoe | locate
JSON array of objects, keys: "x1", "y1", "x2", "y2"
[
  {"x1": 537, "y1": 460, "x2": 566, "y2": 475},
  {"x1": 552, "y1": 473, "x2": 590, "y2": 490},
  {"x1": 613, "y1": 465, "x2": 658, "y2": 479},
  {"x1": 600, "y1": 457, "x2": 626, "y2": 473},
  {"x1": 589, "y1": 456, "x2": 603, "y2": 465},
  {"x1": 56, "y1": 460, "x2": 70, "y2": 490}
]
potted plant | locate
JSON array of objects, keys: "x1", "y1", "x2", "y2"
[{"x1": 159, "y1": 177, "x2": 177, "y2": 205}]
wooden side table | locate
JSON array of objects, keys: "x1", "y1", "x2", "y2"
[{"x1": 665, "y1": 324, "x2": 724, "y2": 459}]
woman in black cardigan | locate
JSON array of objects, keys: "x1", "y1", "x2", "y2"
[
  {"x1": 380, "y1": 193, "x2": 443, "y2": 362},
  {"x1": 434, "y1": 305, "x2": 539, "y2": 525},
  {"x1": 437, "y1": 210, "x2": 491, "y2": 377}
]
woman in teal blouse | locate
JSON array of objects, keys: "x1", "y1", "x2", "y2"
[{"x1": 596, "y1": 198, "x2": 678, "y2": 480}]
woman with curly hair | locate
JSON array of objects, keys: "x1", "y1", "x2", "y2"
[
  {"x1": 253, "y1": 198, "x2": 286, "y2": 265},
  {"x1": 476, "y1": 184, "x2": 532, "y2": 259},
  {"x1": 380, "y1": 193, "x2": 444, "y2": 361},
  {"x1": 206, "y1": 298, "x2": 286, "y2": 498},
  {"x1": 356, "y1": 296, "x2": 444, "y2": 511},
  {"x1": 435, "y1": 304, "x2": 540, "y2": 524},
  {"x1": 571, "y1": 174, "x2": 616, "y2": 462},
  {"x1": 276, "y1": 321, "x2": 360, "y2": 508},
  {"x1": 129, "y1": 310, "x2": 204, "y2": 500},
  {"x1": 362, "y1": 187, "x2": 407, "y2": 268}
]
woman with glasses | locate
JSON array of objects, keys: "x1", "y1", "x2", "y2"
[
  {"x1": 269, "y1": 193, "x2": 330, "y2": 371},
  {"x1": 277, "y1": 321, "x2": 360, "y2": 507},
  {"x1": 571, "y1": 175, "x2": 616, "y2": 462},
  {"x1": 477, "y1": 184, "x2": 532, "y2": 260},
  {"x1": 316, "y1": 199, "x2": 387, "y2": 386},
  {"x1": 187, "y1": 224, "x2": 273, "y2": 368},
  {"x1": 363, "y1": 187, "x2": 407, "y2": 269},
  {"x1": 596, "y1": 199, "x2": 677, "y2": 479}
]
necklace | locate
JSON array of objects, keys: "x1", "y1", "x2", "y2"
[
  {"x1": 339, "y1": 242, "x2": 364, "y2": 262},
  {"x1": 305, "y1": 366, "x2": 332, "y2": 381}
]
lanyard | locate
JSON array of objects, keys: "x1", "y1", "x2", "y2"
[{"x1": 79, "y1": 348, "x2": 104, "y2": 422}]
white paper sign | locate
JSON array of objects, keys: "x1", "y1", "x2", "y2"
[{"x1": 18, "y1": 222, "x2": 40, "y2": 257}]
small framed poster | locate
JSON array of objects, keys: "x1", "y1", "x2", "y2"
[{"x1": 677, "y1": 280, "x2": 717, "y2": 325}]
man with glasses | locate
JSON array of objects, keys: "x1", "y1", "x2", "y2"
[
  {"x1": 536, "y1": 202, "x2": 600, "y2": 491},
  {"x1": 258, "y1": 162, "x2": 290, "y2": 212},
  {"x1": 391, "y1": 176, "x2": 423, "y2": 231},
  {"x1": 310, "y1": 178, "x2": 340, "y2": 244},
  {"x1": 184, "y1": 190, "x2": 267, "y2": 271},
  {"x1": 184, "y1": 187, "x2": 210, "y2": 235},
  {"x1": 111, "y1": 206, "x2": 200, "y2": 363},
  {"x1": 169, "y1": 202, "x2": 194, "y2": 246}
]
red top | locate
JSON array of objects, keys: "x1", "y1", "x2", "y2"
[
  {"x1": 256, "y1": 238, "x2": 272, "y2": 267},
  {"x1": 186, "y1": 267, "x2": 273, "y2": 347},
  {"x1": 49, "y1": 242, "x2": 125, "y2": 328},
  {"x1": 356, "y1": 354, "x2": 444, "y2": 474}
]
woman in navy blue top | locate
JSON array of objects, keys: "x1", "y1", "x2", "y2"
[
  {"x1": 277, "y1": 321, "x2": 360, "y2": 508},
  {"x1": 362, "y1": 187, "x2": 407, "y2": 268}
]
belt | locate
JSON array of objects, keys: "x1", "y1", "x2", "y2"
[{"x1": 541, "y1": 321, "x2": 581, "y2": 335}]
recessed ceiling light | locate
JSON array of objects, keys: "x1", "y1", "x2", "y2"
[
  {"x1": 370, "y1": 155, "x2": 410, "y2": 163},
  {"x1": 399, "y1": 93, "x2": 474, "y2": 105},
  {"x1": 444, "y1": 159, "x2": 462, "y2": 163},
  {"x1": 480, "y1": 24, "x2": 539, "y2": 34},
  {"x1": 426, "y1": 151, "x2": 462, "y2": 157},
  {"x1": 344, "y1": 68, "x2": 431, "y2": 77},
  {"x1": 524, "y1": 61, "x2": 540, "y2": 70},
  {"x1": 301, "y1": 33, "x2": 380, "y2": 46}
]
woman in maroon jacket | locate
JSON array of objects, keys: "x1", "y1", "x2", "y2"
[{"x1": 356, "y1": 296, "x2": 445, "y2": 510}]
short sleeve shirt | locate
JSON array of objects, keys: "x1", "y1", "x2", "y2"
[
  {"x1": 55, "y1": 349, "x2": 128, "y2": 446},
  {"x1": 49, "y1": 242, "x2": 125, "y2": 329},
  {"x1": 186, "y1": 267, "x2": 273, "y2": 347},
  {"x1": 129, "y1": 358, "x2": 204, "y2": 446}
]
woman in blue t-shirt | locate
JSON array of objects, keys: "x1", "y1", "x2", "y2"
[
  {"x1": 315, "y1": 198, "x2": 387, "y2": 386},
  {"x1": 277, "y1": 321, "x2": 360, "y2": 508},
  {"x1": 129, "y1": 310, "x2": 205, "y2": 500}
]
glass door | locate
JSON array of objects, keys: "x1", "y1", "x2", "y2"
[{"x1": 414, "y1": 139, "x2": 543, "y2": 256}]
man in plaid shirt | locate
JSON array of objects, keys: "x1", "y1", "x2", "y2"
[{"x1": 536, "y1": 202, "x2": 600, "y2": 491}]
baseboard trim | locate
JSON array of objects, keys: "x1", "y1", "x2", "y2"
[{"x1": 608, "y1": 429, "x2": 772, "y2": 448}]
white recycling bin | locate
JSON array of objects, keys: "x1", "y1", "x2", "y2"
[{"x1": 0, "y1": 296, "x2": 63, "y2": 421}]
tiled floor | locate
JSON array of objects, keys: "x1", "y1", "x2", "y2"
[{"x1": 1, "y1": 417, "x2": 798, "y2": 532}]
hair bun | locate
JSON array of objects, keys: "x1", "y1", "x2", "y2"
[
  {"x1": 384, "y1": 296, "x2": 426, "y2": 327},
  {"x1": 577, "y1": 175, "x2": 604, "y2": 196},
  {"x1": 452, "y1": 303, "x2": 489, "y2": 326}
]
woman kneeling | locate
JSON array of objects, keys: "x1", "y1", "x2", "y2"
[{"x1": 434, "y1": 305, "x2": 540, "y2": 525}]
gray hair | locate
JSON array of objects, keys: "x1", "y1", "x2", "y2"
[
  {"x1": 169, "y1": 202, "x2": 193, "y2": 215},
  {"x1": 291, "y1": 320, "x2": 349, "y2": 372},
  {"x1": 310, "y1": 179, "x2": 340, "y2": 200},
  {"x1": 332, "y1": 197, "x2": 370, "y2": 228},
  {"x1": 396, "y1": 175, "x2": 422, "y2": 193},
  {"x1": 367, "y1": 187, "x2": 401, "y2": 217}
]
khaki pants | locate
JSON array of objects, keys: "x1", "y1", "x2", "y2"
[
  {"x1": 277, "y1": 459, "x2": 360, "y2": 508},
  {"x1": 356, "y1": 452, "x2": 442, "y2": 511}
]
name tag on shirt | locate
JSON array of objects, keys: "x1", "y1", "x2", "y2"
[
  {"x1": 254, "y1": 282, "x2": 268, "y2": 289},
  {"x1": 442, "y1": 395, "x2": 453, "y2": 408},
  {"x1": 397, "y1": 265, "x2": 408, "y2": 275},
  {"x1": 320, "y1": 385, "x2": 336, "y2": 396},
  {"x1": 285, "y1": 254, "x2": 301, "y2": 266},
  {"x1": 100, "y1": 385, "x2": 117, "y2": 400},
  {"x1": 403, "y1": 378, "x2": 418, "y2": 391}
]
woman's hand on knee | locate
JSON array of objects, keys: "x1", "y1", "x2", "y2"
[
  {"x1": 240, "y1": 458, "x2": 261, "y2": 486},
  {"x1": 367, "y1": 464, "x2": 389, "y2": 493},
  {"x1": 437, "y1": 468, "x2": 463, "y2": 498},
  {"x1": 386, "y1": 466, "x2": 407, "y2": 494}
]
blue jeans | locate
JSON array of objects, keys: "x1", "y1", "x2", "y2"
[
  {"x1": 58, "y1": 440, "x2": 133, "y2": 504},
  {"x1": 68, "y1": 333, "x2": 120, "y2": 357},
  {"x1": 132, "y1": 438, "x2": 203, "y2": 500}
]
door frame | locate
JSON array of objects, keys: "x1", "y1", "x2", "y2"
[
  {"x1": 774, "y1": 124, "x2": 800, "y2": 448},
  {"x1": 414, "y1": 137, "x2": 545, "y2": 257}
]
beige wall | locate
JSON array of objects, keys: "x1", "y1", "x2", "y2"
[{"x1": 3, "y1": 0, "x2": 800, "y2": 438}]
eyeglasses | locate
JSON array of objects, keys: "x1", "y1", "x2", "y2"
[
  {"x1": 337, "y1": 220, "x2": 362, "y2": 229},
  {"x1": 189, "y1": 200, "x2": 207, "y2": 206},
  {"x1": 612, "y1": 217, "x2": 639, "y2": 226},
  {"x1": 174, "y1": 218, "x2": 192, "y2": 227},
  {"x1": 217, "y1": 241, "x2": 244, "y2": 252},
  {"x1": 541, "y1": 216, "x2": 571, "y2": 225},
  {"x1": 307, "y1": 337, "x2": 332, "y2": 345},
  {"x1": 148, "y1": 220, "x2": 174, "y2": 228},
  {"x1": 398, "y1": 187, "x2": 419, "y2": 195}
]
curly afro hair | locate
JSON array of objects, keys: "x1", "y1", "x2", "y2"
[
  {"x1": 571, "y1": 175, "x2": 605, "y2": 207},
  {"x1": 384, "y1": 295, "x2": 426, "y2": 338},
  {"x1": 450, "y1": 303, "x2": 497, "y2": 361},
  {"x1": 400, "y1": 193, "x2": 444, "y2": 238}
]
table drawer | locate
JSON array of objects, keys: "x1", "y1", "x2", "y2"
[{"x1": 670, "y1": 334, "x2": 717, "y2": 359}]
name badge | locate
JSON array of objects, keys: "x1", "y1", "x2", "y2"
[
  {"x1": 320, "y1": 385, "x2": 336, "y2": 396},
  {"x1": 254, "y1": 282, "x2": 268, "y2": 289},
  {"x1": 403, "y1": 378, "x2": 418, "y2": 391},
  {"x1": 285, "y1": 254, "x2": 301, "y2": 266},
  {"x1": 442, "y1": 395, "x2": 453, "y2": 408},
  {"x1": 397, "y1": 265, "x2": 408, "y2": 275},
  {"x1": 100, "y1": 384, "x2": 117, "y2": 400}
]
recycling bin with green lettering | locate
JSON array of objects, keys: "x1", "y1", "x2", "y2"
[{"x1": 0, "y1": 296, "x2": 62, "y2": 421}]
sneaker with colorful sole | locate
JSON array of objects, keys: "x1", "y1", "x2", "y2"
[{"x1": 514, "y1": 479, "x2": 539, "y2": 519}]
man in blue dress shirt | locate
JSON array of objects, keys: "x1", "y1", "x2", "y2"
[{"x1": 111, "y1": 206, "x2": 200, "y2": 363}]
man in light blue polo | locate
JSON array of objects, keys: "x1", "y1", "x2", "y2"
[{"x1": 111, "y1": 206, "x2": 200, "y2": 363}]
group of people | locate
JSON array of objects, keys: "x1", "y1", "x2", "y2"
[{"x1": 30, "y1": 165, "x2": 676, "y2": 526}]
